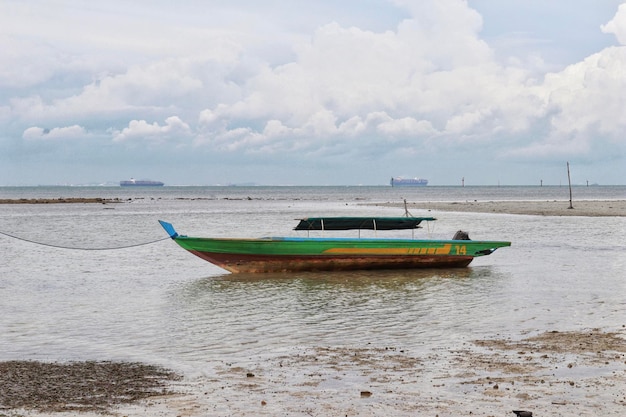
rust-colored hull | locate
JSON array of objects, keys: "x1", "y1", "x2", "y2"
[{"x1": 189, "y1": 250, "x2": 474, "y2": 273}]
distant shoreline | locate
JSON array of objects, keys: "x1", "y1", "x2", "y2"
[
  {"x1": 2, "y1": 197, "x2": 625, "y2": 217},
  {"x1": 0, "y1": 198, "x2": 121, "y2": 204},
  {"x1": 373, "y1": 199, "x2": 626, "y2": 217}
]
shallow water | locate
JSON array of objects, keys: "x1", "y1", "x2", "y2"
[{"x1": 1, "y1": 186, "x2": 625, "y2": 414}]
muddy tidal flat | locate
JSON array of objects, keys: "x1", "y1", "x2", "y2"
[
  {"x1": 2, "y1": 329, "x2": 625, "y2": 416},
  {"x1": 0, "y1": 361, "x2": 180, "y2": 414}
]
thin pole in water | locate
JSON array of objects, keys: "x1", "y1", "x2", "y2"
[
  {"x1": 567, "y1": 161, "x2": 574, "y2": 209},
  {"x1": 403, "y1": 199, "x2": 413, "y2": 217}
]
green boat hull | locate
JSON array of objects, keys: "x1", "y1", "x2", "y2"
[{"x1": 169, "y1": 235, "x2": 511, "y2": 273}]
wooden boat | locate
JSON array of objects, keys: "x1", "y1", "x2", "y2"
[{"x1": 158, "y1": 217, "x2": 510, "y2": 273}]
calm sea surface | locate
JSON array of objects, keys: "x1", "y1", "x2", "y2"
[{"x1": 1, "y1": 186, "x2": 625, "y2": 413}]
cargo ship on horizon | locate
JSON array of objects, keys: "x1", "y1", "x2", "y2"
[
  {"x1": 390, "y1": 177, "x2": 428, "y2": 187},
  {"x1": 120, "y1": 178, "x2": 164, "y2": 187}
]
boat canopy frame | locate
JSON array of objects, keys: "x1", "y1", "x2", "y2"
[{"x1": 294, "y1": 217, "x2": 435, "y2": 231}]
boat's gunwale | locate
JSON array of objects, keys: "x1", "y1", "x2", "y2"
[{"x1": 175, "y1": 235, "x2": 510, "y2": 245}]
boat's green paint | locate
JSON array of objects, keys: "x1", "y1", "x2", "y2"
[{"x1": 172, "y1": 236, "x2": 509, "y2": 257}]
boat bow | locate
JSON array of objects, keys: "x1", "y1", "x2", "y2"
[{"x1": 159, "y1": 220, "x2": 179, "y2": 239}]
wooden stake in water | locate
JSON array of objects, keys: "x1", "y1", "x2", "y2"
[{"x1": 567, "y1": 162, "x2": 574, "y2": 209}]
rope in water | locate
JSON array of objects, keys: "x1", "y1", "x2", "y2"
[{"x1": 0, "y1": 230, "x2": 170, "y2": 251}]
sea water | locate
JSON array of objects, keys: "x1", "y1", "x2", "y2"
[{"x1": 1, "y1": 186, "x2": 625, "y2": 415}]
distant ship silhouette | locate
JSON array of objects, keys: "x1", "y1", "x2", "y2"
[{"x1": 119, "y1": 178, "x2": 164, "y2": 186}]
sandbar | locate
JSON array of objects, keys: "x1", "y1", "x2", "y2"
[
  {"x1": 374, "y1": 199, "x2": 626, "y2": 217},
  {"x1": 2, "y1": 197, "x2": 625, "y2": 216},
  {"x1": 0, "y1": 198, "x2": 121, "y2": 204}
]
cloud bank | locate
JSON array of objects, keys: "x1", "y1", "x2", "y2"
[{"x1": 1, "y1": 0, "x2": 624, "y2": 185}]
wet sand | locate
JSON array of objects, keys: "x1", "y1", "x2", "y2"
[
  {"x1": 3, "y1": 329, "x2": 625, "y2": 416},
  {"x1": 0, "y1": 361, "x2": 180, "y2": 414},
  {"x1": 374, "y1": 199, "x2": 626, "y2": 217}
]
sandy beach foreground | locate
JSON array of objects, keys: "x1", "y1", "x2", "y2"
[
  {"x1": 2, "y1": 329, "x2": 625, "y2": 416},
  {"x1": 375, "y1": 199, "x2": 626, "y2": 217}
]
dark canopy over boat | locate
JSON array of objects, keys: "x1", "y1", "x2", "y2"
[{"x1": 294, "y1": 216, "x2": 436, "y2": 231}]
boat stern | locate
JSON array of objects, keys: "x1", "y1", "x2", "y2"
[{"x1": 471, "y1": 240, "x2": 511, "y2": 257}]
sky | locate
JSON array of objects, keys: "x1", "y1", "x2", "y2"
[{"x1": 1, "y1": 0, "x2": 625, "y2": 186}]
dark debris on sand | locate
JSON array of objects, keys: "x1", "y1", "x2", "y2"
[
  {"x1": 0, "y1": 360, "x2": 180, "y2": 413},
  {"x1": 0, "y1": 198, "x2": 121, "y2": 204}
]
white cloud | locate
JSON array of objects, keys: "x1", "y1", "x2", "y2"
[
  {"x1": 377, "y1": 116, "x2": 436, "y2": 137},
  {"x1": 113, "y1": 116, "x2": 191, "y2": 142},
  {"x1": 23, "y1": 125, "x2": 87, "y2": 140},
  {"x1": 0, "y1": 35, "x2": 61, "y2": 89},
  {"x1": 540, "y1": 48, "x2": 626, "y2": 138},
  {"x1": 601, "y1": 3, "x2": 626, "y2": 45},
  {"x1": 499, "y1": 44, "x2": 626, "y2": 162},
  {"x1": 191, "y1": 4, "x2": 516, "y2": 152}
]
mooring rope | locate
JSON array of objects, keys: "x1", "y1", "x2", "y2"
[{"x1": 0, "y1": 230, "x2": 170, "y2": 251}]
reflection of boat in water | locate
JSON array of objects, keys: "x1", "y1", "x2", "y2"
[
  {"x1": 120, "y1": 178, "x2": 164, "y2": 186},
  {"x1": 177, "y1": 268, "x2": 478, "y2": 298},
  {"x1": 206, "y1": 267, "x2": 475, "y2": 283},
  {"x1": 390, "y1": 177, "x2": 428, "y2": 186},
  {"x1": 159, "y1": 217, "x2": 510, "y2": 274}
]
